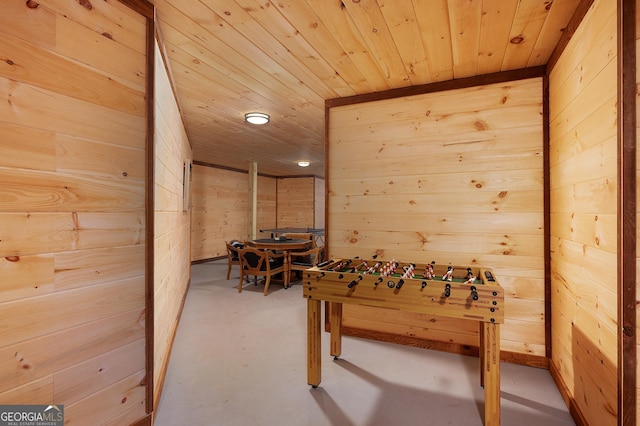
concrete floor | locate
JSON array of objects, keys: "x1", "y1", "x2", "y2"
[{"x1": 154, "y1": 260, "x2": 575, "y2": 426}]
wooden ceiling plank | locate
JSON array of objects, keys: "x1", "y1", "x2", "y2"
[
  {"x1": 477, "y1": 1, "x2": 519, "y2": 74},
  {"x1": 189, "y1": 130, "x2": 321, "y2": 162},
  {"x1": 163, "y1": 39, "x2": 325, "y2": 129},
  {"x1": 184, "y1": 106, "x2": 322, "y2": 147},
  {"x1": 164, "y1": 40, "x2": 324, "y2": 120},
  {"x1": 377, "y1": 0, "x2": 433, "y2": 85},
  {"x1": 179, "y1": 90, "x2": 323, "y2": 142},
  {"x1": 235, "y1": 0, "x2": 374, "y2": 96},
  {"x1": 304, "y1": 0, "x2": 394, "y2": 93},
  {"x1": 412, "y1": 0, "x2": 454, "y2": 82},
  {"x1": 200, "y1": 0, "x2": 350, "y2": 98},
  {"x1": 156, "y1": 0, "x2": 328, "y2": 104},
  {"x1": 448, "y1": 0, "x2": 483, "y2": 78},
  {"x1": 528, "y1": 0, "x2": 582, "y2": 67},
  {"x1": 341, "y1": 0, "x2": 412, "y2": 88},
  {"x1": 188, "y1": 125, "x2": 324, "y2": 175},
  {"x1": 177, "y1": 82, "x2": 324, "y2": 141},
  {"x1": 190, "y1": 145, "x2": 320, "y2": 175},
  {"x1": 502, "y1": 0, "x2": 552, "y2": 70},
  {"x1": 164, "y1": 52, "x2": 325, "y2": 176}
]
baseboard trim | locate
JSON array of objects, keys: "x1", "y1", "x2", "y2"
[
  {"x1": 336, "y1": 326, "x2": 549, "y2": 368},
  {"x1": 129, "y1": 413, "x2": 152, "y2": 426},
  {"x1": 549, "y1": 359, "x2": 588, "y2": 425},
  {"x1": 192, "y1": 255, "x2": 225, "y2": 264},
  {"x1": 151, "y1": 277, "x2": 192, "y2": 413}
]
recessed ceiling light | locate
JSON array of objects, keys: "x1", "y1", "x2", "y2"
[
  {"x1": 245, "y1": 112, "x2": 270, "y2": 125},
  {"x1": 297, "y1": 161, "x2": 310, "y2": 167}
]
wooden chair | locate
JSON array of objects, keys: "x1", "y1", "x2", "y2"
[
  {"x1": 289, "y1": 246, "x2": 325, "y2": 282},
  {"x1": 237, "y1": 246, "x2": 288, "y2": 295},
  {"x1": 282, "y1": 232, "x2": 316, "y2": 248},
  {"x1": 225, "y1": 241, "x2": 243, "y2": 280}
]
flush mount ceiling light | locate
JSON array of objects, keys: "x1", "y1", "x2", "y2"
[
  {"x1": 297, "y1": 161, "x2": 310, "y2": 167},
  {"x1": 245, "y1": 112, "x2": 270, "y2": 125}
]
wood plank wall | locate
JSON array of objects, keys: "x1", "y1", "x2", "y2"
[
  {"x1": 152, "y1": 39, "x2": 192, "y2": 408},
  {"x1": 315, "y1": 177, "x2": 325, "y2": 230},
  {"x1": 276, "y1": 177, "x2": 316, "y2": 228},
  {"x1": 257, "y1": 175, "x2": 277, "y2": 234},
  {"x1": 0, "y1": 1, "x2": 149, "y2": 424},
  {"x1": 327, "y1": 77, "x2": 545, "y2": 359},
  {"x1": 190, "y1": 168, "x2": 323, "y2": 261},
  {"x1": 191, "y1": 165, "x2": 277, "y2": 261},
  {"x1": 548, "y1": 0, "x2": 617, "y2": 424}
]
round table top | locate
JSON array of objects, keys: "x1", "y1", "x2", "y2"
[{"x1": 249, "y1": 238, "x2": 313, "y2": 250}]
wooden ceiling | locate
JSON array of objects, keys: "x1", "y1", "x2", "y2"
[{"x1": 151, "y1": 0, "x2": 582, "y2": 177}]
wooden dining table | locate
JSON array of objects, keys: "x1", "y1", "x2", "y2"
[{"x1": 248, "y1": 238, "x2": 313, "y2": 285}]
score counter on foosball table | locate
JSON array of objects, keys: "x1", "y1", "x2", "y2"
[{"x1": 303, "y1": 258, "x2": 504, "y2": 426}]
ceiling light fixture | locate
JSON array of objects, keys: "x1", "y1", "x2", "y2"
[
  {"x1": 297, "y1": 161, "x2": 310, "y2": 167},
  {"x1": 245, "y1": 112, "x2": 270, "y2": 125}
]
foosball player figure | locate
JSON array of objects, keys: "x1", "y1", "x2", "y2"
[
  {"x1": 464, "y1": 270, "x2": 475, "y2": 284},
  {"x1": 442, "y1": 265, "x2": 454, "y2": 281},
  {"x1": 401, "y1": 263, "x2": 415, "y2": 279},
  {"x1": 380, "y1": 259, "x2": 398, "y2": 277},
  {"x1": 423, "y1": 261, "x2": 435, "y2": 280},
  {"x1": 463, "y1": 267, "x2": 476, "y2": 284},
  {"x1": 352, "y1": 259, "x2": 368, "y2": 273},
  {"x1": 365, "y1": 262, "x2": 381, "y2": 275}
]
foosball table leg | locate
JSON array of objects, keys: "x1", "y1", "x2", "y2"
[
  {"x1": 307, "y1": 298, "x2": 321, "y2": 387},
  {"x1": 479, "y1": 322, "x2": 485, "y2": 388},
  {"x1": 482, "y1": 322, "x2": 501, "y2": 426},
  {"x1": 330, "y1": 302, "x2": 343, "y2": 359}
]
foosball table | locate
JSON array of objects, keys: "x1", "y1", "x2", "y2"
[{"x1": 303, "y1": 257, "x2": 504, "y2": 426}]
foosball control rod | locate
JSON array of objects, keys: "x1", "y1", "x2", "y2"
[
  {"x1": 444, "y1": 283, "x2": 451, "y2": 298},
  {"x1": 470, "y1": 286, "x2": 479, "y2": 300},
  {"x1": 347, "y1": 275, "x2": 363, "y2": 288}
]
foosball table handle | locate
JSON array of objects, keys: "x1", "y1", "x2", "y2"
[
  {"x1": 470, "y1": 286, "x2": 479, "y2": 300},
  {"x1": 347, "y1": 275, "x2": 363, "y2": 288}
]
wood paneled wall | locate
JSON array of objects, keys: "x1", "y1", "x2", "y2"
[
  {"x1": 190, "y1": 169, "x2": 324, "y2": 261},
  {"x1": 0, "y1": 1, "x2": 149, "y2": 424},
  {"x1": 327, "y1": 77, "x2": 545, "y2": 359},
  {"x1": 257, "y1": 175, "x2": 277, "y2": 233},
  {"x1": 548, "y1": 0, "x2": 617, "y2": 424},
  {"x1": 191, "y1": 165, "x2": 277, "y2": 261},
  {"x1": 314, "y1": 177, "x2": 325, "y2": 230},
  {"x1": 153, "y1": 39, "x2": 192, "y2": 407},
  {"x1": 277, "y1": 177, "x2": 315, "y2": 228},
  {"x1": 191, "y1": 165, "x2": 248, "y2": 260}
]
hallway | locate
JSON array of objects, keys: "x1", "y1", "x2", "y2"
[{"x1": 154, "y1": 260, "x2": 575, "y2": 426}]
